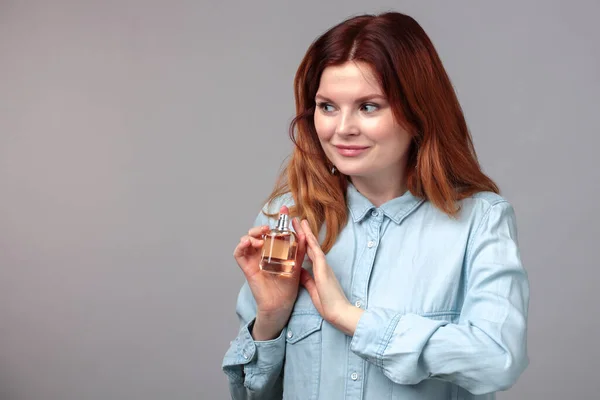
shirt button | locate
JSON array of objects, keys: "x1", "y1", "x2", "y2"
[
  {"x1": 367, "y1": 240, "x2": 375, "y2": 248},
  {"x1": 355, "y1": 300, "x2": 362, "y2": 308},
  {"x1": 351, "y1": 372, "x2": 359, "y2": 381},
  {"x1": 242, "y1": 351, "x2": 249, "y2": 359},
  {"x1": 372, "y1": 210, "x2": 379, "y2": 217},
  {"x1": 287, "y1": 330, "x2": 293, "y2": 339}
]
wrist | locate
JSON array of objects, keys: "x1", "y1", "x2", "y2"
[
  {"x1": 252, "y1": 312, "x2": 290, "y2": 341},
  {"x1": 335, "y1": 303, "x2": 364, "y2": 336}
]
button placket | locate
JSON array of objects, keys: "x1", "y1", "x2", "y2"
[{"x1": 345, "y1": 210, "x2": 381, "y2": 398}]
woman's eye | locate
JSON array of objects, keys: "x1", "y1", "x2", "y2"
[
  {"x1": 318, "y1": 102, "x2": 335, "y2": 112},
  {"x1": 362, "y1": 103, "x2": 379, "y2": 113}
]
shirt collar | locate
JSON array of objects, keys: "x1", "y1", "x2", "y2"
[{"x1": 346, "y1": 181, "x2": 425, "y2": 224}]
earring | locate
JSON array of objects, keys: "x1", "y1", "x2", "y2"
[{"x1": 330, "y1": 165, "x2": 337, "y2": 175}]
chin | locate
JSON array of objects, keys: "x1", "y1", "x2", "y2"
[{"x1": 336, "y1": 165, "x2": 370, "y2": 177}]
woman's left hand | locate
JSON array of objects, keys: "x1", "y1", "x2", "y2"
[{"x1": 296, "y1": 219, "x2": 364, "y2": 336}]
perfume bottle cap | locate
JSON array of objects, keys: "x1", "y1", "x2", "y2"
[{"x1": 276, "y1": 213, "x2": 290, "y2": 231}]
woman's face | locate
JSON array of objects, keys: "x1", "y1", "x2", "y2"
[{"x1": 313, "y1": 61, "x2": 412, "y2": 185}]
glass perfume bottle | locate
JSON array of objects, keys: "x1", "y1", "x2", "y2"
[{"x1": 259, "y1": 211, "x2": 298, "y2": 276}]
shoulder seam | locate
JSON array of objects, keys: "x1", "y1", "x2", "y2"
[{"x1": 465, "y1": 199, "x2": 509, "y2": 259}]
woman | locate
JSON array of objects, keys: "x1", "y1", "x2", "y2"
[{"x1": 222, "y1": 11, "x2": 529, "y2": 400}]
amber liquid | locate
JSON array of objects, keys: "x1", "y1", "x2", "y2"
[{"x1": 260, "y1": 231, "x2": 297, "y2": 275}]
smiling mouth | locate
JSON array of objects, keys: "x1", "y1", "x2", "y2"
[
  {"x1": 335, "y1": 145, "x2": 369, "y2": 150},
  {"x1": 334, "y1": 145, "x2": 370, "y2": 156}
]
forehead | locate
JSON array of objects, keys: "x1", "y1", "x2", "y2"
[{"x1": 318, "y1": 61, "x2": 382, "y2": 95}]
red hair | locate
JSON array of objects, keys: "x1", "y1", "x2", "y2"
[{"x1": 264, "y1": 12, "x2": 499, "y2": 253}]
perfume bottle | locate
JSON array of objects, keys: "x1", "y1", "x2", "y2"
[{"x1": 259, "y1": 211, "x2": 298, "y2": 276}]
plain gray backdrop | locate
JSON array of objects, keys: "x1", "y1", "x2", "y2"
[{"x1": 1, "y1": 0, "x2": 598, "y2": 399}]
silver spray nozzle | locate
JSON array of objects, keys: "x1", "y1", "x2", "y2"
[{"x1": 276, "y1": 213, "x2": 290, "y2": 231}]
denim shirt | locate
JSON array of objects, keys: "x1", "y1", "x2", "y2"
[{"x1": 222, "y1": 183, "x2": 529, "y2": 399}]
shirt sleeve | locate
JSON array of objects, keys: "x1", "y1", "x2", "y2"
[
  {"x1": 221, "y1": 209, "x2": 287, "y2": 399},
  {"x1": 349, "y1": 200, "x2": 530, "y2": 395}
]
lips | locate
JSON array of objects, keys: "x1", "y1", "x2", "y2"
[{"x1": 334, "y1": 145, "x2": 370, "y2": 157}]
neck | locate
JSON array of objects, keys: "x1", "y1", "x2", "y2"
[{"x1": 349, "y1": 173, "x2": 407, "y2": 207}]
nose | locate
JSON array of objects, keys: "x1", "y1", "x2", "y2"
[{"x1": 334, "y1": 110, "x2": 359, "y2": 136}]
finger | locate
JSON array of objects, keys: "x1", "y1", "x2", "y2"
[
  {"x1": 301, "y1": 220, "x2": 317, "y2": 244},
  {"x1": 299, "y1": 268, "x2": 316, "y2": 291},
  {"x1": 305, "y1": 245, "x2": 316, "y2": 261},
  {"x1": 292, "y1": 218, "x2": 306, "y2": 252},
  {"x1": 234, "y1": 235, "x2": 263, "y2": 257},
  {"x1": 233, "y1": 238, "x2": 262, "y2": 278},
  {"x1": 301, "y1": 220, "x2": 325, "y2": 258},
  {"x1": 248, "y1": 225, "x2": 270, "y2": 238},
  {"x1": 291, "y1": 217, "x2": 305, "y2": 237},
  {"x1": 292, "y1": 217, "x2": 306, "y2": 258},
  {"x1": 245, "y1": 235, "x2": 264, "y2": 249},
  {"x1": 233, "y1": 237, "x2": 251, "y2": 258},
  {"x1": 293, "y1": 248, "x2": 307, "y2": 280}
]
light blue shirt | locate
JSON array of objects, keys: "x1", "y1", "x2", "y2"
[{"x1": 222, "y1": 182, "x2": 529, "y2": 399}]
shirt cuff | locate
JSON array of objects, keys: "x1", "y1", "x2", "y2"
[
  {"x1": 350, "y1": 307, "x2": 402, "y2": 368},
  {"x1": 222, "y1": 319, "x2": 286, "y2": 385}
]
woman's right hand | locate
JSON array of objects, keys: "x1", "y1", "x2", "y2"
[{"x1": 233, "y1": 206, "x2": 306, "y2": 340}]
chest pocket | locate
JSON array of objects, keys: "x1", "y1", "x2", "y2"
[{"x1": 282, "y1": 312, "x2": 323, "y2": 400}]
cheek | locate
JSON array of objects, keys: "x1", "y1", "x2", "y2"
[
  {"x1": 388, "y1": 131, "x2": 413, "y2": 160},
  {"x1": 361, "y1": 119, "x2": 385, "y2": 137},
  {"x1": 365, "y1": 122, "x2": 412, "y2": 160},
  {"x1": 314, "y1": 114, "x2": 335, "y2": 141},
  {"x1": 366, "y1": 118, "x2": 410, "y2": 144}
]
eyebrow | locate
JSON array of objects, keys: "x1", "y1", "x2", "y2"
[{"x1": 315, "y1": 94, "x2": 387, "y2": 103}]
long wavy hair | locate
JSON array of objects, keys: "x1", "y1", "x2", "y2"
[{"x1": 264, "y1": 12, "x2": 499, "y2": 253}]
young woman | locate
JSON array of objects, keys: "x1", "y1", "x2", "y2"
[{"x1": 222, "y1": 11, "x2": 529, "y2": 400}]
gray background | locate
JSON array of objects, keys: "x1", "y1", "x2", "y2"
[{"x1": 1, "y1": 0, "x2": 598, "y2": 399}]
